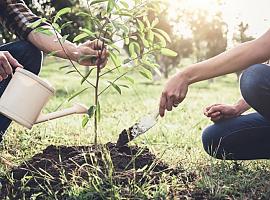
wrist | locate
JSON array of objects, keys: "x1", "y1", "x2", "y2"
[
  {"x1": 65, "y1": 42, "x2": 79, "y2": 62},
  {"x1": 234, "y1": 99, "x2": 251, "y2": 115},
  {"x1": 176, "y1": 69, "x2": 193, "y2": 85}
]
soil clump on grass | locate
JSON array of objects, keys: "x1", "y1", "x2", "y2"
[{"x1": 0, "y1": 143, "x2": 207, "y2": 199}]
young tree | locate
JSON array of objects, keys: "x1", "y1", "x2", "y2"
[{"x1": 34, "y1": 0, "x2": 177, "y2": 145}]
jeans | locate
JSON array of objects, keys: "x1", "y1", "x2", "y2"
[
  {"x1": 202, "y1": 64, "x2": 270, "y2": 160},
  {"x1": 0, "y1": 41, "x2": 42, "y2": 142}
]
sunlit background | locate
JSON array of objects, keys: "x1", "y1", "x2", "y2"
[{"x1": 168, "y1": 0, "x2": 270, "y2": 38}]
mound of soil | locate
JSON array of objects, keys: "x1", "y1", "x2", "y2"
[{"x1": 0, "y1": 143, "x2": 206, "y2": 199}]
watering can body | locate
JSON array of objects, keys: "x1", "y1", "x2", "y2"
[{"x1": 0, "y1": 68, "x2": 88, "y2": 129}]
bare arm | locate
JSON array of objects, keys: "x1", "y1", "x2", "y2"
[
  {"x1": 27, "y1": 26, "x2": 108, "y2": 67},
  {"x1": 159, "y1": 29, "x2": 270, "y2": 117},
  {"x1": 184, "y1": 29, "x2": 270, "y2": 84}
]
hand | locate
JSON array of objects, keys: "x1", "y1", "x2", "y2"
[
  {"x1": 0, "y1": 51, "x2": 23, "y2": 81},
  {"x1": 159, "y1": 72, "x2": 189, "y2": 117},
  {"x1": 76, "y1": 39, "x2": 108, "y2": 68},
  {"x1": 204, "y1": 104, "x2": 240, "y2": 122}
]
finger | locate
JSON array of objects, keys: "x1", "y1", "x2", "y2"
[
  {"x1": 100, "y1": 49, "x2": 108, "y2": 60},
  {"x1": 89, "y1": 39, "x2": 103, "y2": 50},
  {"x1": 0, "y1": 64, "x2": 7, "y2": 79},
  {"x1": 208, "y1": 105, "x2": 223, "y2": 115},
  {"x1": 0, "y1": 75, "x2": 3, "y2": 82},
  {"x1": 211, "y1": 116, "x2": 222, "y2": 122},
  {"x1": 209, "y1": 111, "x2": 221, "y2": 118},
  {"x1": 166, "y1": 96, "x2": 174, "y2": 111},
  {"x1": 205, "y1": 104, "x2": 221, "y2": 112},
  {"x1": 159, "y1": 92, "x2": 167, "y2": 117},
  {"x1": 4, "y1": 52, "x2": 23, "y2": 68},
  {"x1": 0, "y1": 56, "x2": 12, "y2": 75},
  {"x1": 100, "y1": 57, "x2": 108, "y2": 69}
]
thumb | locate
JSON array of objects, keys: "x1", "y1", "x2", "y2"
[{"x1": 5, "y1": 53, "x2": 23, "y2": 68}]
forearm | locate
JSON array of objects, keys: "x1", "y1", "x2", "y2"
[
  {"x1": 182, "y1": 30, "x2": 270, "y2": 84},
  {"x1": 234, "y1": 98, "x2": 251, "y2": 115},
  {"x1": 27, "y1": 26, "x2": 79, "y2": 61}
]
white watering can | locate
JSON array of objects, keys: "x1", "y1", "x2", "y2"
[{"x1": 0, "y1": 68, "x2": 88, "y2": 129}]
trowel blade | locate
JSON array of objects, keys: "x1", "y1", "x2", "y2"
[{"x1": 116, "y1": 113, "x2": 158, "y2": 147}]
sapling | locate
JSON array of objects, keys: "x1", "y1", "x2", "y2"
[{"x1": 31, "y1": 0, "x2": 177, "y2": 145}]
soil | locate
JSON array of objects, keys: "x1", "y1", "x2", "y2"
[
  {"x1": 0, "y1": 143, "x2": 207, "y2": 199},
  {"x1": 116, "y1": 127, "x2": 135, "y2": 146}
]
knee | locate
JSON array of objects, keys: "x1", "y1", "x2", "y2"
[
  {"x1": 240, "y1": 64, "x2": 269, "y2": 105},
  {"x1": 20, "y1": 41, "x2": 43, "y2": 75},
  {"x1": 202, "y1": 124, "x2": 225, "y2": 159}
]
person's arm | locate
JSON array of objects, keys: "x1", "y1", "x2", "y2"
[
  {"x1": 27, "y1": 26, "x2": 108, "y2": 67},
  {"x1": 159, "y1": 28, "x2": 270, "y2": 117},
  {"x1": 2, "y1": 0, "x2": 107, "y2": 67},
  {"x1": 204, "y1": 99, "x2": 251, "y2": 122}
]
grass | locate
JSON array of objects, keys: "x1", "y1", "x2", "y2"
[{"x1": 1, "y1": 56, "x2": 270, "y2": 199}]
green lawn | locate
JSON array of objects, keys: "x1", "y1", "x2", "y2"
[{"x1": 1, "y1": 57, "x2": 270, "y2": 199}]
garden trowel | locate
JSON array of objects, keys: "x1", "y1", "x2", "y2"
[{"x1": 116, "y1": 112, "x2": 159, "y2": 146}]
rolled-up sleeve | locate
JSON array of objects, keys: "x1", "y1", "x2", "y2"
[{"x1": 0, "y1": 0, "x2": 50, "y2": 40}]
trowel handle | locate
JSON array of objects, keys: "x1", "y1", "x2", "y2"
[{"x1": 35, "y1": 103, "x2": 88, "y2": 124}]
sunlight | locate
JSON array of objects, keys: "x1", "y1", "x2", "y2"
[{"x1": 166, "y1": 0, "x2": 221, "y2": 38}]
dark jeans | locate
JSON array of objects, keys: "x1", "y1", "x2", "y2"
[
  {"x1": 0, "y1": 41, "x2": 42, "y2": 142},
  {"x1": 202, "y1": 64, "x2": 270, "y2": 160}
]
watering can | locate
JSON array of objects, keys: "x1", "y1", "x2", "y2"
[{"x1": 0, "y1": 68, "x2": 88, "y2": 129}]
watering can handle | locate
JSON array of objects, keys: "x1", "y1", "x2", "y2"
[{"x1": 35, "y1": 103, "x2": 88, "y2": 124}]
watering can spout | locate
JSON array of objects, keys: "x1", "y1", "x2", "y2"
[{"x1": 35, "y1": 103, "x2": 88, "y2": 124}]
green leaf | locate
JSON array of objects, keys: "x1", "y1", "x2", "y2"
[
  {"x1": 68, "y1": 87, "x2": 89, "y2": 102},
  {"x1": 138, "y1": 33, "x2": 149, "y2": 48},
  {"x1": 54, "y1": 7, "x2": 71, "y2": 22},
  {"x1": 160, "y1": 48, "x2": 178, "y2": 57},
  {"x1": 125, "y1": 76, "x2": 135, "y2": 84},
  {"x1": 82, "y1": 115, "x2": 89, "y2": 128},
  {"x1": 108, "y1": 81, "x2": 121, "y2": 94},
  {"x1": 119, "y1": 84, "x2": 129, "y2": 88},
  {"x1": 81, "y1": 68, "x2": 96, "y2": 85},
  {"x1": 153, "y1": 65, "x2": 162, "y2": 77},
  {"x1": 109, "y1": 51, "x2": 121, "y2": 67},
  {"x1": 61, "y1": 21, "x2": 73, "y2": 29},
  {"x1": 90, "y1": 0, "x2": 108, "y2": 6},
  {"x1": 153, "y1": 28, "x2": 171, "y2": 43},
  {"x1": 76, "y1": 12, "x2": 92, "y2": 17},
  {"x1": 80, "y1": 28, "x2": 95, "y2": 37},
  {"x1": 88, "y1": 105, "x2": 96, "y2": 118},
  {"x1": 107, "y1": 0, "x2": 115, "y2": 13},
  {"x1": 124, "y1": 36, "x2": 130, "y2": 45},
  {"x1": 73, "y1": 33, "x2": 89, "y2": 42},
  {"x1": 120, "y1": 0, "x2": 129, "y2": 8},
  {"x1": 137, "y1": 19, "x2": 144, "y2": 32},
  {"x1": 52, "y1": 22, "x2": 60, "y2": 32},
  {"x1": 147, "y1": 30, "x2": 154, "y2": 43},
  {"x1": 28, "y1": 18, "x2": 46, "y2": 28},
  {"x1": 66, "y1": 70, "x2": 76, "y2": 74},
  {"x1": 139, "y1": 69, "x2": 152, "y2": 80},
  {"x1": 154, "y1": 32, "x2": 166, "y2": 47},
  {"x1": 59, "y1": 65, "x2": 71, "y2": 70},
  {"x1": 60, "y1": 35, "x2": 69, "y2": 43},
  {"x1": 143, "y1": 16, "x2": 151, "y2": 28},
  {"x1": 34, "y1": 27, "x2": 53, "y2": 36},
  {"x1": 129, "y1": 42, "x2": 137, "y2": 59}
]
